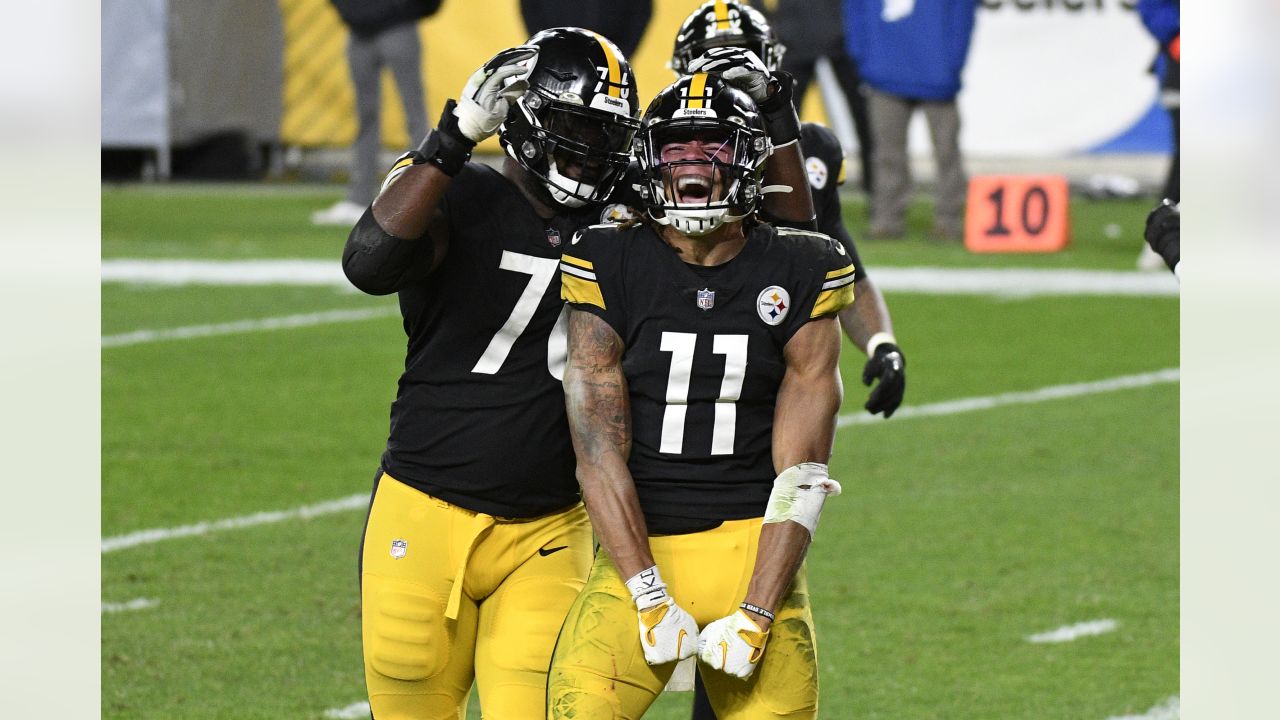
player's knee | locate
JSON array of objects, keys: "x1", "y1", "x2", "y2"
[
  {"x1": 365, "y1": 581, "x2": 449, "y2": 681},
  {"x1": 548, "y1": 687, "x2": 620, "y2": 720}
]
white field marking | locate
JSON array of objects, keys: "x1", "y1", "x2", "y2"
[
  {"x1": 101, "y1": 259, "x2": 1179, "y2": 297},
  {"x1": 1105, "y1": 696, "x2": 1180, "y2": 720},
  {"x1": 101, "y1": 493, "x2": 369, "y2": 554},
  {"x1": 838, "y1": 368, "x2": 1179, "y2": 428},
  {"x1": 101, "y1": 307, "x2": 400, "y2": 348},
  {"x1": 101, "y1": 368, "x2": 1177, "y2": 554},
  {"x1": 1026, "y1": 619, "x2": 1119, "y2": 644},
  {"x1": 102, "y1": 259, "x2": 347, "y2": 286},
  {"x1": 323, "y1": 701, "x2": 371, "y2": 719},
  {"x1": 102, "y1": 597, "x2": 159, "y2": 614},
  {"x1": 871, "y1": 266, "x2": 1179, "y2": 297}
]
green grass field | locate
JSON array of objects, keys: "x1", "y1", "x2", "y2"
[{"x1": 102, "y1": 186, "x2": 1178, "y2": 719}]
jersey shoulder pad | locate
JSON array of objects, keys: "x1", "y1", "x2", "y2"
[
  {"x1": 560, "y1": 224, "x2": 631, "y2": 310},
  {"x1": 800, "y1": 122, "x2": 846, "y2": 190},
  {"x1": 774, "y1": 227, "x2": 856, "y2": 318}
]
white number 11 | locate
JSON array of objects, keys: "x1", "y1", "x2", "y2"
[{"x1": 659, "y1": 331, "x2": 748, "y2": 455}]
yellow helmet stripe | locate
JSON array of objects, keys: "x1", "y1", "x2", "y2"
[
  {"x1": 714, "y1": 0, "x2": 731, "y2": 30},
  {"x1": 589, "y1": 31, "x2": 623, "y2": 98},
  {"x1": 687, "y1": 72, "x2": 709, "y2": 109}
]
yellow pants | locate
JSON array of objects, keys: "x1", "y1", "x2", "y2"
[
  {"x1": 547, "y1": 517, "x2": 819, "y2": 719},
  {"x1": 361, "y1": 473, "x2": 592, "y2": 719}
]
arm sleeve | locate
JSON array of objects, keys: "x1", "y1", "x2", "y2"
[{"x1": 341, "y1": 207, "x2": 435, "y2": 296}]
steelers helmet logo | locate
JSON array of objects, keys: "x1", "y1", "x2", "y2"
[
  {"x1": 757, "y1": 286, "x2": 791, "y2": 326},
  {"x1": 805, "y1": 156, "x2": 828, "y2": 190}
]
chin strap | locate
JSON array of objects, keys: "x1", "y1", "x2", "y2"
[{"x1": 759, "y1": 184, "x2": 793, "y2": 195}]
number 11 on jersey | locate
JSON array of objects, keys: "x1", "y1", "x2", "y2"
[{"x1": 659, "y1": 331, "x2": 748, "y2": 455}]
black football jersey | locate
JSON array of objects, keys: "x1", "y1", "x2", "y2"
[
  {"x1": 561, "y1": 222, "x2": 856, "y2": 532},
  {"x1": 380, "y1": 163, "x2": 609, "y2": 518},
  {"x1": 802, "y1": 122, "x2": 868, "y2": 283}
]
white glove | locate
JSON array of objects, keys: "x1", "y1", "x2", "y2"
[
  {"x1": 637, "y1": 597, "x2": 700, "y2": 665},
  {"x1": 454, "y1": 46, "x2": 538, "y2": 142},
  {"x1": 687, "y1": 47, "x2": 773, "y2": 103},
  {"x1": 626, "y1": 565, "x2": 699, "y2": 665},
  {"x1": 697, "y1": 610, "x2": 770, "y2": 679}
]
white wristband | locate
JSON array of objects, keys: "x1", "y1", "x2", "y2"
[
  {"x1": 625, "y1": 565, "x2": 670, "y2": 608},
  {"x1": 763, "y1": 463, "x2": 842, "y2": 538},
  {"x1": 866, "y1": 331, "x2": 897, "y2": 356}
]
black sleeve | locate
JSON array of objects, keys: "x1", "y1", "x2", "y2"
[
  {"x1": 804, "y1": 123, "x2": 868, "y2": 281},
  {"x1": 341, "y1": 207, "x2": 435, "y2": 296}
]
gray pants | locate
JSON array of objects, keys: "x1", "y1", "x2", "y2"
[
  {"x1": 867, "y1": 87, "x2": 966, "y2": 235},
  {"x1": 346, "y1": 23, "x2": 429, "y2": 205}
]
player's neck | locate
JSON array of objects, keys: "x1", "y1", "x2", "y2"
[
  {"x1": 503, "y1": 157, "x2": 559, "y2": 220},
  {"x1": 659, "y1": 222, "x2": 747, "y2": 267}
]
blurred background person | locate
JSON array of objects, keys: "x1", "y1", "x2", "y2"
[
  {"x1": 312, "y1": 0, "x2": 441, "y2": 226},
  {"x1": 767, "y1": 0, "x2": 875, "y2": 195},
  {"x1": 520, "y1": 0, "x2": 652, "y2": 56},
  {"x1": 845, "y1": 0, "x2": 978, "y2": 241},
  {"x1": 1138, "y1": 0, "x2": 1179, "y2": 204}
]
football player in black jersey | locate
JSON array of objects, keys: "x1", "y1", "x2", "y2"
[
  {"x1": 548, "y1": 73, "x2": 852, "y2": 719},
  {"x1": 342, "y1": 28, "x2": 642, "y2": 719},
  {"x1": 672, "y1": 0, "x2": 907, "y2": 423},
  {"x1": 342, "y1": 23, "x2": 818, "y2": 718}
]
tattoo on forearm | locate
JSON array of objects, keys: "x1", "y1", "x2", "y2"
[{"x1": 566, "y1": 311, "x2": 631, "y2": 461}]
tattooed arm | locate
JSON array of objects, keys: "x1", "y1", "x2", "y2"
[{"x1": 563, "y1": 307, "x2": 656, "y2": 579}]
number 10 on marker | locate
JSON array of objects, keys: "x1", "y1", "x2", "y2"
[{"x1": 963, "y1": 175, "x2": 1070, "y2": 253}]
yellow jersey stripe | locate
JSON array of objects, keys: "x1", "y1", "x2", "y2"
[
  {"x1": 687, "y1": 72, "x2": 709, "y2": 109},
  {"x1": 825, "y1": 263, "x2": 856, "y2": 280},
  {"x1": 810, "y1": 284, "x2": 855, "y2": 318},
  {"x1": 590, "y1": 31, "x2": 622, "y2": 98},
  {"x1": 714, "y1": 0, "x2": 731, "y2": 29},
  {"x1": 562, "y1": 274, "x2": 606, "y2": 309},
  {"x1": 561, "y1": 254, "x2": 594, "y2": 271},
  {"x1": 836, "y1": 158, "x2": 847, "y2": 186}
]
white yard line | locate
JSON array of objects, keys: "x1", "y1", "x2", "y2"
[
  {"x1": 101, "y1": 307, "x2": 400, "y2": 348},
  {"x1": 101, "y1": 494, "x2": 369, "y2": 553},
  {"x1": 102, "y1": 368, "x2": 1178, "y2": 554},
  {"x1": 101, "y1": 259, "x2": 1179, "y2": 296},
  {"x1": 839, "y1": 368, "x2": 1178, "y2": 427},
  {"x1": 1105, "y1": 696, "x2": 1180, "y2": 720},
  {"x1": 323, "y1": 701, "x2": 372, "y2": 719},
  {"x1": 102, "y1": 597, "x2": 159, "y2": 614},
  {"x1": 1026, "y1": 619, "x2": 1120, "y2": 644}
]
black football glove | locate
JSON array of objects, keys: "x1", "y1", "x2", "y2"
[
  {"x1": 862, "y1": 343, "x2": 906, "y2": 418},
  {"x1": 1143, "y1": 199, "x2": 1180, "y2": 273}
]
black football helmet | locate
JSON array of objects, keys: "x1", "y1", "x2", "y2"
[
  {"x1": 635, "y1": 73, "x2": 770, "y2": 236},
  {"x1": 499, "y1": 27, "x2": 641, "y2": 208},
  {"x1": 671, "y1": 1, "x2": 785, "y2": 75}
]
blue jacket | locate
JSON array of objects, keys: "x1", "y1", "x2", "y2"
[{"x1": 844, "y1": 0, "x2": 979, "y2": 101}]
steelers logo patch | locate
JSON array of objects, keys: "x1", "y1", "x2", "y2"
[
  {"x1": 805, "y1": 157, "x2": 829, "y2": 190},
  {"x1": 600, "y1": 203, "x2": 636, "y2": 224},
  {"x1": 757, "y1": 286, "x2": 791, "y2": 326}
]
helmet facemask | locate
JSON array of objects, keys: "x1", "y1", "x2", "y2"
[
  {"x1": 507, "y1": 93, "x2": 638, "y2": 209},
  {"x1": 639, "y1": 120, "x2": 768, "y2": 236}
]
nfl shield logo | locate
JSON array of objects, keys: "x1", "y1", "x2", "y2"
[
  {"x1": 545, "y1": 228, "x2": 561, "y2": 247},
  {"x1": 697, "y1": 288, "x2": 715, "y2": 311},
  {"x1": 390, "y1": 538, "x2": 408, "y2": 559}
]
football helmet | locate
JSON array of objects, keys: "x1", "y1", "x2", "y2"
[
  {"x1": 635, "y1": 73, "x2": 770, "y2": 236},
  {"x1": 499, "y1": 27, "x2": 641, "y2": 208},
  {"x1": 671, "y1": 1, "x2": 785, "y2": 75}
]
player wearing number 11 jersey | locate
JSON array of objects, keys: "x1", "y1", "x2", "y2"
[{"x1": 548, "y1": 74, "x2": 854, "y2": 719}]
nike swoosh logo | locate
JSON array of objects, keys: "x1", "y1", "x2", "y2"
[
  {"x1": 538, "y1": 545, "x2": 569, "y2": 557},
  {"x1": 676, "y1": 628, "x2": 688, "y2": 658}
]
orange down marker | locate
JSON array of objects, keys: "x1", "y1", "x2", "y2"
[{"x1": 964, "y1": 175, "x2": 1070, "y2": 253}]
